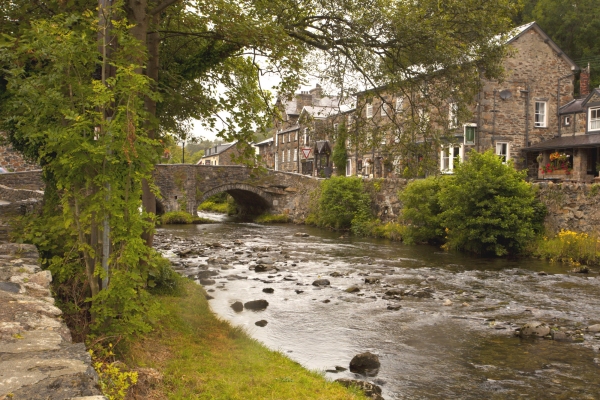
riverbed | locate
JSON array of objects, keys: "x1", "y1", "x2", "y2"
[{"x1": 156, "y1": 213, "x2": 600, "y2": 399}]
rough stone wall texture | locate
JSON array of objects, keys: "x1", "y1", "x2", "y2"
[
  {"x1": 476, "y1": 28, "x2": 574, "y2": 171},
  {"x1": 0, "y1": 143, "x2": 39, "y2": 172},
  {"x1": 0, "y1": 243, "x2": 105, "y2": 400},
  {"x1": 0, "y1": 170, "x2": 44, "y2": 190},
  {"x1": 153, "y1": 165, "x2": 320, "y2": 221}
]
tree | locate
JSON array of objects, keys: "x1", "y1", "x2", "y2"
[
  {"x1": 0, "y1": 0, "x2": 520, "y2": 334},
  {"x1": 331, "y1": 123, "x2": 348, "y2": 175}
]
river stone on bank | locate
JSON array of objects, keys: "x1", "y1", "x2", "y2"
[
  {"x1": 312, "y1": 279, "x2": 330, "y2": 287},
  {"x1": 349, "y1": 352, "x2": 380, "y2": 376},
  {"x1": 244, "y1": 299, "x2": 269, "y2": 311},
  {"x1": 587, "y1": 324, "x2": 600, "y2": 333},
  {"x1": 255, "y1": 320, "x2": 268, "y2": 327},
  {"x1": 230, "y1": 301, "x2": 244, "y2": 312},
  {"x1": 262, "y1": 288, "x2": 274, "y2": 293},
  {"x1": 335, "y1": 378, "x2": 384, "y2": 400}
]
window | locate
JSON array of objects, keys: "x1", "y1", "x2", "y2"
[
  {"x1": 496, "y1": 142, "x2": 510, "y2": 163},
  {"x1": 464, "y1": 124, "x2": 476, "y2": 145},
  {"x1": 287, "y1": 149, "x2": 291, "y2": 163},
  {"x1": 590, "y1": 107, "x2": 600, "y2": 131},
  {"x1": 448, "y1": 102, "x2": 458, "y2": 129},
  {"x1": 287, "y1": 133, "x2": 290, "y2": 143},
  {"x1": 395, "y1": 97, "x2": 403, "y2": 113},
  {"x1": 276, "y1": 133, "x2": 279, "y2": 145},
  {"x1": 563, "y1": 116, "x2": 571, "y2": 127},
  {"x1": 535, "y1": 101, "x2": 547, "y2": 127},
  {"x1": 293, "y1": 149, "x2": 298, "y2": 161},
  {"x1": 366, "y1": 103, "x2": 373, "y2": 118},
  {"x1": 274, "y1": 153, "x2": 279, "y2": 170},
  {"x1": 346, "y1": 159, "x2": 352, "y2": 176},
  {"x1": 295, "y1": 130, "x2": 298, "y2": 141},
  {"x1": 303, "y1": 128, "x2": 309, "y2": 145},
  {"x1": 381, "y1": 103, "x2": 389, "y2": 116},
  {"x1": 440, "y1": 145, "x2": 463, "y2": 173}
]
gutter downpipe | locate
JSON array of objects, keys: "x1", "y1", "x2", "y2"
[{"x1": 557, "y1": 72, "x2": 577, "y2": 138}]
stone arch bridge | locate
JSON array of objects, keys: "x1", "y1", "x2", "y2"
[{"x1": 153, "y1": 165, "x2": 320, "y2": 220}]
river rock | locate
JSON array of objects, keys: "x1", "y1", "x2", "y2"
[
  {"x1": 551, "y1": 330, "x2": 570, "y2": 341},
  {"x1": 387, "y1": 304, "x2": 401, "y2": 311},
  {"x1": 519, "y1": 322, "x2": 551, "y2": 337},
  {"x1": 346, "y1": 286, "x2": 360, "y2": 293},
  {"x1": 587, "y1": 324, "x2": 600, "y2": 333},
  {"x1": 230, "y1": 301, "x2": 244, "y2": 312},
  {"x1": 198, "y1": 270, "x2": 218, "y2": 279},
  {"x1": 254, "y1": 265, "x2": 270, "y2": 272},
  {"x1": 349, "y1": 352, "x2": 380, "y2": 375},
  {"x1": 199, "y1": 278, "x2": 216, "y2": 286},
  {"x1": 262, "y1": 288, "x2": 274, "y2": 294},
  {"x1": 255, "y1": 320, "x2": 268, "y2": 327},
  {"x1": 330, "y1": 271, "x2": 345, "y2": 277},
  {"x1": 364, "y1": 277, "x2": 380, "y2": 284},
  {"x1": 312, "y1": 279, "x2": 331, "y2": 286},
  {"x1": 384, "y1": 288, "x2": 403, "y2": 296},
  {"x1": 443, "y1": 299, "x2": 453, "y2": 306},
  {"x1": 294, "y1": 232, "x2": 309, "y2": 237},
  {"x1": 335, "y1": 378, "x2": 383, "y2": 400},
  {"x1": 244, "y1": 299, "x2": 269, "y2": 311}
]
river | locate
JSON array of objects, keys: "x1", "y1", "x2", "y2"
[{"x1": 156, "y1": 212, "x2": 600, "y2": 399}]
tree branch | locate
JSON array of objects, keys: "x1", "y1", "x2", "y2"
[{"x1": 150, "y1": 0, "x2": 181, "y2": 16}]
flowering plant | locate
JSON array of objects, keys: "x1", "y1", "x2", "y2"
[{"x1": 541, "y1": 152, "x2": 571, "y2": 174}]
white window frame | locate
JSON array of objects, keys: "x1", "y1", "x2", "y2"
[
  {"x1": 590, "y1": 107, "x2": 600, "y2": 131},
  {"x1": 381, "y1": 102, "x2": 389, "y2": 116},
  {"x1": 464, "y1": 123, "x2": 476, "y2": 145},
  {"x1": 274, "y1": 153, "x2": 279, "y2": 170},
  {"x1": 564, "y1": 116, "x2": 571, "y2": 126},
  {"x1": 346, "y1": 159, "x2": 352, "y2": 176},
  {"x1": 366, "y1": 103, "x2": 373, "y2": 118},
  {"x1": 395, "y1": 97, "x2": 403, "y2": 113},
  {"x1": 440, "y1": 144, "x2": 464, "y2": 173},
  {"x1": 293, "y1": 148, "x2": 298, "y2": 161},
  {"x1": 495, "y1": 142, "x2": 510, "y2": 163},
  {"x1": 535, "y1": 101, "x2": 547, "y2": 128},
  {"x1": 294, "y1": 130, "x2": 298, "y2": 141},
  {"x1": 303, "y1": 128, "x2": 309, "y2": 145},
  {"x1": 276, "y1": 133, "x2": 279, "y2": 146},
  {"x1": 287, "y1": 149, "x2": 291, "y2": 163}
]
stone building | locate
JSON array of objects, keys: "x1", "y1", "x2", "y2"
[
  {"x1": 254, "y1": 137, "x2": 275, "y2": 169},
  {"x1": 527, "y1": 66, "x2": 600, "y2": 182},
  {"x1": 198, "y1": 143, "x2": 242, "y2": 166},
  {"x1": 0, "y1": 136, "x2": 39, "y2": 172}
]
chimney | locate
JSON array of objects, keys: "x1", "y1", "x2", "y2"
[
  {"x1": 580, "y1": 63, "x2": 590, "y2": 97},
  {"x1": 309, "y1": 83, "x2": 322, "y2": 102}
]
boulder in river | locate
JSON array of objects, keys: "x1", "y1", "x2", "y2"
[
  {"x1": 364, "y1": 277, "x2": 380, "y2": 284},
  {"x1": 262, "y1": 288, "x2": 274, "y2": 294},
  {"x1": 244, "y1": 299, "x2": 269, "y2": 311},
  {"x1": 294, "y1": 232, "x2": 309, "y2": 237},
  {"x1": 346, "y1": 286, "x2": 360, "y2": 293},
  {"x1": 254, "y1": 264, "x2": 269, "y2": 272},
  {"x1": 312, "y1": 279, "x2": 331, "y2": 287},
  {"x1": 255, "y1": 320, "x2": 268, "y2": 327},
  {"x1": 519, "y1": 321, "x2": 551, "y2": 337},
  {"x1": 335, "y1": 378, "x2": 383, "y2": 400},
  {"x1": 349, "y1": 352, "x2": 380, "y2": 376},
  {"x1": 199, "y1": 278, "x2": 216, "y2": 286},
  {"x1": 587, "y1": 324, "x2": 600, "y2": 333},
  {"x1": 230, "y1": 301, "x2": 244, "y2": 312}
]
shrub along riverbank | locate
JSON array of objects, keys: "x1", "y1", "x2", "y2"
[
  {"x1": 124, "y1": 278, "x2": 367, "y2": 399},
  {"x1": 304, "y1": 150, "x2": 599, "y2": 266}
]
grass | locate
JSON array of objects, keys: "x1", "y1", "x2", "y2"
[
  {"x1": 254, "y1": 213, "x2": 290, "y2": 223},
  {"x1": 124, "y1": 280, "x2": 367, "y2": 400},
  {"x1": 160, "y1": 211, "x2": 212, "y2": 225},
  {"x1": 198, "y1": 200, "x2": 229, "y2": 213},
  {"x1": 533, "y1": 229, "x2": 600, "y2": 266}
]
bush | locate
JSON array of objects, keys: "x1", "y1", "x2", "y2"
[
  {"x1": 254, "y1": 213, "x2": 290, "y2": 223},
  {"x1": 309, "y1": 176, "x2": 372, "y2": 230},
  {"x1": 400, "y1": 176, "x2": 447, "y2": 244},
  {"x1": 160, "y1": 211, "x2": 193, "y2": 224},
  {"x1": 439, "y1": 150, "x2": 545, "y2": 256},
  {"x1": 198, "y1": 200, "x2": 229, "y2": 213},
  {"x1": 534, "y1": 230, "x2": 600, "y2": 266}
]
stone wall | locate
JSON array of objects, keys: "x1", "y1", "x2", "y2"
[
  {"x1": 0, "y1": 144, "x2": 39, "y2": 172},
  {"x1": 0, "y1": 170, "x2": 44, "y2": 190},
  {"x1": 0, "y1": 243, "x2": 105, "y2": 400}
]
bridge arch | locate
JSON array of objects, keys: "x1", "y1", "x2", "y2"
[{"x1": 198, "y1": 183, "x2": 273, "y2": 215}]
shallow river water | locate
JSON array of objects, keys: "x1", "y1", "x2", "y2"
[{"x1": 156, "y1": 213, "x2": 600, "y2": 399}]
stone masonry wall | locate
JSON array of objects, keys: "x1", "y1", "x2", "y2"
[
  {"x1": 0, "y1": 144, "x2": 39, "y2": 173},
  {"x1": 0, "y1": 170, "x2": 44, "y2": 190},
  {"x1": 0, "y1": 243, "x2": 105, "y2": 400}
]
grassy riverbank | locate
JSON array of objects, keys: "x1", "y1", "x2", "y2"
[{"x1": 124, "y1": 279, "x2": 367, "y2": 399}]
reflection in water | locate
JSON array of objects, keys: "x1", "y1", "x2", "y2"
[{"x1": 157, "y1": 220, "x2": 600, "y2": 399}]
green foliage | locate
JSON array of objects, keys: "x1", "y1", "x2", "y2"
[
  {"x1": 254, "y1": 213, "x2": 290, "y2": 223},
  {"x1": 331, "y1": 123, "x2": 348, "y2": 175},
  {"x1": 534, "y1": 230, "x2": 600, "y2": 266},
  {"x1": 147, "y1": 256, "x2": 184, "y2": 295},
  {"x1": 198, "y1": 201, "x2": 229, "y2": 213},
  {"x1": 160, "y1": 211, "x2": 194, "y2": 224},
  {"x1": 400, "y1": 177, "x2": 447, "y2": 244},
  {"x1": 308, "y1": 176, "x2": 372, "y2": 230},
  {"x1": 90, "y1": 343, "x2": 138, "y2": 400},
  {"x1": 439, "y1": 150, "x2": 546, "y2": 256}
]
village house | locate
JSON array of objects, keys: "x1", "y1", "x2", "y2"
[
  {"x1": 198, "y1": 142, "x2": 242, "y2": 166},
  {"x1": 269, "y1": 22, "x2": 589, "y2": 181}
]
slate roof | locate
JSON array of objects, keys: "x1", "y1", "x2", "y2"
[{"x1": 526, "y1": 134, "x2": 600, "y2": 151}]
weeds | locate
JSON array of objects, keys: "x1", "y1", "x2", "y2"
[{"x1": 534, "y1": 230, "x2": 600, "y2": 266}]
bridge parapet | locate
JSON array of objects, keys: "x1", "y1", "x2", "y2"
[{"x1": 153, "y1": 165, "x2": 320, "y2": 220}]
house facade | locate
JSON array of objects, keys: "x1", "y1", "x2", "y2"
[{"x1": 198, "y1": 143, "x2": 241, "y2": 166}]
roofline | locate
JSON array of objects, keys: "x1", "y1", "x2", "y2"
[
  {"x1": 508, "y1": 22, "x2": 579, "y2": 71},
  {"x1": 581, "y1": 88, "x2": 600, "y2": 107}
]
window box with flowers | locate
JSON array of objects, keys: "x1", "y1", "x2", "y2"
[{"x1": 540, "y1": 151, "x2": 571, "y2": 175}]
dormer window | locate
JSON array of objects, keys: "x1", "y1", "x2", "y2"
[{"x1": 590, "y1": 107, "x2": 600, "y2": 131}]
